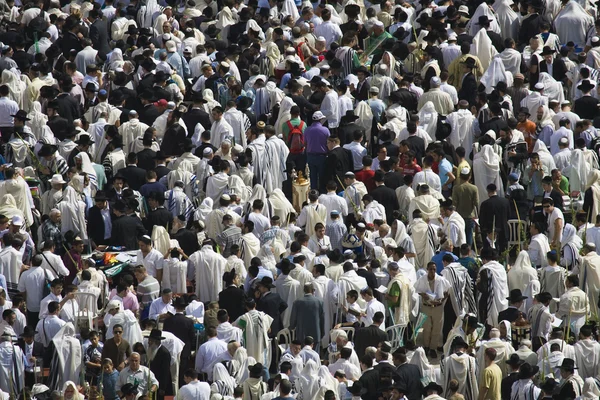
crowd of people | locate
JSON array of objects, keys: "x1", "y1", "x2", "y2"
[{"x1": 0, "y1": 0, "x2": 600, "y2": 399}]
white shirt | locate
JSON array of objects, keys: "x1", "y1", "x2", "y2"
[
  {"x1": 185, "y1": 300, "x2": 205, "y2": 322},
  {"x1": 0, "y1": 97, "x2": 18, "y2": 126},
  {"x1": 75, "y1": 46, "x2": 99, "y2": 74},
  {"x1": 313, "y1": 21, "x2": 342, "y2": 49},
  {"x1": 17, "y1": 266, "x2": 46, "y2": 312},
  {"x1": 177, "y1": 380, "x2": 211, "y2": 400},
  {"x1": 547, "y1": 207, "x2": 564, "y2": 244},
  {"x1": 414, "y1": 274, "x2": 451, "y2": 304},
  {"x1": 40, "y1": 251, "x2": 69, "y2": 279},
  {"x1": 343, "y1": 141, "x2": 368, "y2": 171},
  {"x1": 136, "y1": 248, "x2": 164, "y2": 278},
  {"x1": 148, "y1": 297, "x2": 175, "y2": 320},
  {"x1": 361, "y1": 298, "x2": 386, "y2": 330},
  {"x1": 194, "y1": 337, "x2": 228, "y2": 379},
  {"x1": 34, "y1": 315, "x2": 66, "y2": 347},
  {"x1": 318, "y1": 192, "x2": 349, "y2": 225},
  {"x1": 440, "y1": 82, "x2": 458, "y2": 105},
  {"x1": 247, "y1": 212, "x2": 271, "y2": 238},
  {"x1": 39, "y1": 293, "x2": 62, "y2": 319},
  {"x1": 321, "y1": 90, "x2": 340, "y2": 128}
]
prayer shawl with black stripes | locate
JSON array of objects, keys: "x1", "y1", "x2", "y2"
[
  {"x1": 441, "y1": 262, "x2": 477, "y2": 322},
  {"x1": 478, "y1": 261, "x2": 509, "y2": 327}
]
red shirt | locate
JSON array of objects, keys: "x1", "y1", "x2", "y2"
[
  {"x1": 355, "y1": 169, "x2": 376, "y2": 192},
  {"x1": 399, "y1": 160, "x2": 422, "y2": 177}
]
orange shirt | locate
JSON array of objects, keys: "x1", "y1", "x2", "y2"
[{"x1": 517, "y1": 120, "x2": 537, "y2": 152}]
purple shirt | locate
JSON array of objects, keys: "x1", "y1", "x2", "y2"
[{"x1": 304, "y1": 122, "x2": 330, "y2": 154}]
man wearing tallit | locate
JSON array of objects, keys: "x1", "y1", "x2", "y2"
[
  {"x1": 240, "y1": 221, "x2": 261, "y2": 266},
  {"x1": 408, "y1": 209, "x2": 439, "y2": 270},
  {"x1": 264, "y1": 126, "x2": 290, "y2": 193},
  {"x1": 56, "y1": 184, "x2": 87, "y2": 240},
  {"x1": 205, "y1": 159, "x2": 231, "y2": 203},
  {"x1": 477, "y1": 248, "x2": 509, "y2": 328},
  {"x1": 297, "y1": 190, "x2": 327, "y2": 237},
  {"x1": 49, "y1": 323, "x2": 82, "y2": 391},
  {"x1": 441, "y1": 259, "x2": 477, "y2": 341},
  {"x1": 205, "y1": 195, "x2": 241, "y2": 239},
  {"x1": 0, "y1": 330, "x2": 25, "y2": 396},
  {"x1": 447, "y1": 100, "x2": 477, "y2": 151},
  {"x1": 343, "y1": 172, "x2": 368, "y2": 215},
  {"x1": 386, "y1": 262, "x2": 414, "y2": 327},
  {"x1": 579, "y1": 243, "x2": 600, "y2": 320},
  {"x1": 41, "y1": 174, "x2": 65, "y2": 217},
  {"x1": 105, "y1": 301, "x2": 144, "y2": 347},
  {"x1": 0, "y1": 168, "x2": 34, "y2": 228},
  {"x1": 473, "y1": 145, "x2": 504, "y2": 204},
  {"x1": 223, "y1": 102, "x2": 249, "y2": 147},
  {"x1": 274, "y1": 260, "x2": 301, "y2": 329},
  {"x1": 189, "y1": 239, "x2": 226, "y2": 303},
  {"x1": 311, "y1": 263, "x2": 338, "y2": 349},
  {"x1": 337, "y1": 262, "x2": 367, "y2": 311},
  {"x1": 439, "y1": 201, "x2": 466, "y2": 248},
  {"x1": 408, "y1": 184, "x2": 441, "y2": 223},
  {"x1": 507, "y1": 251, "x2": 539, "y2": 313},
  {"x1": 210, "y1": 106, "x2": 234, "y2": 148},
  {"x1": 233, "y1": 299, "x2": 273, "y2": 366},
  {"x1": 119, "y1": 110, "x2": 149, "y2": 153},
  {"x1": 474, "y1": 328, "x2": 515, "y2": 380},
  {"x1": 441, "y1": 336, "x2": 479, "y2": 400}
]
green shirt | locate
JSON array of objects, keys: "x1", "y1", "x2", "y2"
[
  {"x1": 557, "y1": 175, "x2": 569, "y2": 194},
  {"x1": 281, "y1": 117, "x2": 305, "y2": 143},
  {"x1": 387, "y1": 281, "x2": 400, "y2": 308},
  {"x1": 367, "y1": 31, "x2": 393, "y2": 58}
]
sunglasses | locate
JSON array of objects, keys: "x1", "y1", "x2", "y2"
[{"x1": 114, "y1": 331, "x2": 123, "y2": 334}]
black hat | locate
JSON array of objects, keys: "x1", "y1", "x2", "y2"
[
  {"x1": 348, "y1": 382, "x2": 367, "y2": 396},
  {"x1": 113, "y1": 200, "x2": 128, "y2": 213},
  {"x1": 451, "y1": 336, "x2": 468, "y2": 350},
  {"x1": 578, "y1": 79, "x2": 596, "y2": 92},
  {"x1": 432, "y1": 9, "x2": 445, "y2": 19},
  {"x1": 113, "y1": 172, "x2": 127, "y2": 182},
  {"x1": 236, "y1": 96, "x2": 252, "y2": 110},
  {"x1": 227, "y1": 44, "x2": 242, "y2": 55},
  {"x1": 465, "y1": 315, "x2": 478, "y2": 327},
  {"x1": 355, "y1": 252, "x2": 370, "y2": 262},
  {"x1": 476, "y1": 15, "x2": 492, "y2": 25},
  {"x1": 141, "y1": 59, "x2": 156, "y2": 72},
  {"x1": 120, "y1": 383, "x2": 139, "y2": 396},
  {"x1": 154, "y1": 70, "x2": 168, "y2": 82},
  {"x1": 424, "y1": 45, "x2": 437, "y2": 55},
  {"x1": 517, "y1": 362, "x2": 540, "y2": 379},
  {"x1": 506, "y1": 289, "x2": 528, "y2": 303},
  {"x1": 540, "y1": 46, "x2": 556, "y2": 56},
  {"x1": 248, "y1": 363, "x2": 263, "y2": 375},
  {"x1": 539, "y1": 378, "x2": 558, "y2": 393},
  {"x1": 173, "y1": 296, "x2": 188, "y2": 308},
  {"x1": 354, "y1": 65, "x2": 371, "y2": 76},
  {"x1": 192, "y1": 91, "x2": 208, "y2": 103},
  {"x1": 127, "y1": 25, "x2": 139, "y2": 35},
  {"x1": 422, "y1": 382, "x2": 443, "y2": 395},
  {"x1": 84, "y1": 82, "x2": 99, "y2": 93},
  {"x1": 38, "y1": 144, "x2": 58, "y2": 157},
  {"x1": 506, "y1": 353, "x2": 524, "y2": 367},
  {"x1": 153, "y1": 150, "x2": 167, "y2": 160},
  {"x1": 94, "y1": 191, "x2": 108, "y2": 202},
  {"x1": 257, "y1": 276, "x2": 275, "y2": 288},
  {"x1": 204, "y1": 24, "x2": 221, "y2": 38},
  {"x1": 517, "y1": 106, "x2": 531, "y2": 116},
  {"x1": 341, "y1": 110, "x2": 360, "y2": 122},
  {"x1": 20, "y1": 326, "x2": 37, "y2": 337},
  {"x1": 461, "y1": 57, "x2": 477, "y2": 69},
  {"x1": 558, "y1": 358, "x2": 577, "y2": 371},
  {"x1": 535, "y1": 292, "x2": 553, "y2": 304},
  {"x1": 393, "y1": 27, "x2": 410, "y2": 40},
  {"x1": 75, "y1": 135, "x2": 94, "y2": 145},
  {"x1": 10, "y1": 110, "x2": 30, "y2": 121},
  {"x1": 494, "y1": 81, "x2": 508, "y2": 92},
  {"x1": 345, "y1": 3, "x2": 360, "y2": 16},
  {"x1": 146, "y1": 329, "x2": 165, "y2": 341}
]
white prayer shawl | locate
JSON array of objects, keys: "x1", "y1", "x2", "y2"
[
  {"x1": 0, "y1": 340, "x2": 24, "y2": 395},
  {"x1": 161, "y1": 258, "x2": 187, "y2": 294},
  {"x1": 312, "y1": 275, "x2": 338, "y2": 347},
  {"x1": 52, "y1": 323, "x2": 82, "y2": 388},
  {"x1": 264, "y1": 136, "x2": 290, "y2": 193},
  {"x1": 223, "y1": 108, "x2": 249, "y2": 147},
  {"x1": 479, "y1": 261, "x2": 509, "y2": 326},
  {"x1": 388, "y1": 273, "x2": 413, "y2": 326},
  {"x1": 119, "y1": 118, "x2": 149, "y2": 154},
  {"x1": 191, "y1": 245, "x2": 227, "y2": 302},
  {"x1": 441, "y1": 263, "x2": 477, "y2": 322},
  {"x1": 447, "y1": 109, "x2": 476, "y2": 151},
  {"x1": 237, "y1": 310, "x2": 273, "y2": 365},
  {"x1": 241, "y1": 233, "x2": 260, "y2": 267},
  {"x1": 106, "y1": 310, "x2": 143, "y2": 346},
  {"x1": 586, "y1": 172, "x2": 600, "y2": 226},
  {"x1": 579, "y1": 377, "x2": 600, "y2": 400},
  {"x1": 508, "y1": 251, "x2": 538, "y2": 293},
  {"x1": 164, "y1": 187, "x2": 194, "y2": 223},
  {"x1": 363, "y1": 200, "x2": 386, "y2": 224},
  {"x1": 205, "y1": 207, "x2": 241, "y2": 240},
  {"x1": 468, "y1": 3, "x2": 501, "y2": 36},
  {"x1": 538, "y1": 73, "x2": 565, "y2": 105},
  {"x1": 417, "y1": 102, "x2": 438, "y2": 142},
  {"x1": 442, "y1": 211, "x2": 466, "y2": 247},
  {"x1": 27, "y1": 101, "x2": 47, "y2": 140},
  {"x1": 75, "y1": 152, "x2": 97, "y2": 191},
  {"x1": 228, "y1": 175, "x2": 251, "y2": 204},
  {"x1": 494, "y1": 0, "x2": 519, "y2": 40},
  {"x1": 474, "y1": 144, "x2": 504, "y2": 204},
  {"x1": 296, "y1": 360, "x2": 320, "y2": 400},
  {"x1": 106, "y1": 148, "x2": 126, "y2": 173},
  {"x1": 0, "y1": 177, "x2": 33, "y2": 227},
  {"x1": 244, "y1": 185, "x2": 271, "y2": 219},
  {"x1": 302, "y1": 203, "x2": 327, "y2": 236},
  {"x1": 580, "y1": 252, "x2": 600, "y2": 321},
  {"x1": 269, "y1": 189, "x2": 295, "y2": 224},
  {"x1": 442, "y1": 352, "x2": 478, "y2": 400},
  {"x1": 554, "y1": 1, "x2": 594, "y2": 46},
  {"x1": 537, "y1": 338, "x2": 576, "y2": 361},
  {"x1": 355, "y1": 101, "x2": 373, "y2": 143},
  {"x1": 409, "y1": 218, "x2": 437, "y2": 269},
  {"x1": 247, "y1": 134, "x2": 267, "y2": 185},
  {"x1": 229, "y1": 347, "x2": 255, "y2": 384},
  {"x1": 57, "y1": 186, "x2": 87, "y2": 239},
  {"x1": 275, "y1": 97, "x2": 295, "y2": 137},
  {"x1": 470, "y1": 28, "x2": 498, "y2": 71},
  {"x1": 575, "y1": 339, "x2": 600, "y2": 379},
  {"x1": 210, "y1": 118, "x2": 234, "y2": 148},
  {"x1": 569, "y1": 149, "x2": 592, "y2": 193},
  {"x1": 206, "y1": 172, "x2": 230, "y2": 204},
  {"x1": 497, "y1": 49, "x2": 522, "y2": 75},
  {"x1": 274, "y1": 274, "x2": 301, "y2": 328},
  {"x1": 475, "y1": 338, "x2": 515, "y2": 380},
  {"x1": 337, "y1": 270, "x2": 368, "y2": 309},
  {"x1": 480, "y1": 57, "x2": 513, "y2": 94}
]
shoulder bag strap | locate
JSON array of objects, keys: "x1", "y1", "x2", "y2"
[{"x1": 41, "y1": 252, "x2": 61, "y2": 278}]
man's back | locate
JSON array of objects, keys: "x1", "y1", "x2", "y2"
[
  {"x1": 396, "y1": 363, "x2": 423, "y2": 400},
  {"x1": 483, "y1": 363, "x2": 502, "y2": 400}
]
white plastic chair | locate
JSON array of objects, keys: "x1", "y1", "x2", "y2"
[
  {"x1": 507, "y1": 219, "x2": 526, "y2": 250},
  {"x1": 385, "y1": 324, "x2": 407, "y2": 352}
]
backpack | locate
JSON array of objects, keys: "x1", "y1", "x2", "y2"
[
  {"x1": 287, "y1": 121, "x2": 305, "y2": 154},
  {"x1": 28, "y1": 10, "x2": 48, "y2": 40}
]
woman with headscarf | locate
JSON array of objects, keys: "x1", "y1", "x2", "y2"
[
  {"x1": 1, "y1": 69, "x2": 24, "y2": 108},
  {"x1": 211, "y1": 363, "x2": 236, "y2": 398},
  {"x1": 479, "y1": 57, "x2": 513, "y2": 94},
  {"x1": 27, "y1": 101, "x2": 48, "y2": 140},
  {"x1": 417, "y1": 101, "x2": 438, "y2": 144},
  {"x1": 473, "y1": 144, "x2": 504, "y2": 204},
  {"x1": 536, "y1": 104, "x2": 555, "y2": 148},
  {"x1": 561, "y1": 223, "x2": 583, "y2": 272}
]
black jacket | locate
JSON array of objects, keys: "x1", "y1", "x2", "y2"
[
  {"x1": 116, "y1": 165, "x2": 147, "y2": 191},
  {"x1": 90, "y1": 19, "x2": 111, "y2": 55},
  {"x1": 357, "y1": 268, "x2": 378, "y2": 290},
  {"x1": 539, "y1": 58, "x2": 568, "y2": 82},
  {"x1": 497, "y1": 306, "x2": 521, "y2": 324},
  {"x1": 323, "y1": 146, "x2": 354, "y2": 193},
  {"x1": 219, "y1": 285, "x2": 246, "y2": 322},
  {"x1": 12, "y1": 50, "x2": 34, "y2": 72},
  {"x1": 371, "y1": 184, "x2": 399, "y2": 222},
  {"x1": 518, "y1": 13, "x2": 550, "y2": 45},
  {"x1": 149, "y1": 345, "x2": 173, "y2": 396},
  {"x1": 137, "y1": 148, "x2": 156, "y2": 171},
  {"x1": 384, "y1": 171, "x2": 403, "y2": 191},
  {"x1": 161, "y1": 123, "x2": 187, "y2": 157},
  {"x1": 18, "y1": 339, "x2": 44, "y2": 367},
  {"x1": 358, "y1": 369, "x2": 380, "y2": 400},
  {"x1": 257, "y1": 291, "x2": 288, "y2": 338},
  {"x1": 88, "y1": 205, "x2": 109, "y2": 246},
  {"x1": 395, "y1": 363, "x2": 423, "y2": 400},
  {"x1": 501, "y1": 372, "x2": 519, "y2": 400},
  {"x1": 182, "y1": 107, "x2": 212, "y2": 132},
  {"x1": 163, "y1": 313, "x2": 196, "y2": 360},
  {"x1": 351, "y1": 80, "x2": 370, "y2": 102},
  {"x1": 171, "y1": 228, "x2": 200, "y2": 256},
  {"x1": 458, "y1": 72, "x2": 478, "y2": 106},
  {"x1": 59, "y1": 31, "x2": 83, "y2": 58},
  {"x1": 47, "y1": 115, "x2": 69, "y2": 140},
  {"x1": 545, "y1": 189, "x2": 564, "y2": 211},
  {"x1": 353, "y1": 325, "x2": 387, "y2": 359},
  {"x1": 154, "y1": 165, "x2": 171, "y2": 181},
  {"x1": 391, "y1": 88, "x2": 418, "y2": 113},
  {"x1": 144, "y1": 207, "x2": 172, "y2": 232},
  {"x1": 406, "y1": 135, "x2": 426, "y2": 165},
  {"x1": 486, "y1": 30, "x2": 504, "y2": 53},
  {"x1": 55, "y1": 92, "x2": 81, "y2": 125},
  {"x1": 574, "y1": 95, "x2": 600, "y2": 120},
  {"x1": 110, "y1": 215, "x2": 146, "y2": 250},
  {"x1": 479, "y1": 195, "x2": 511, "y2": 239}
]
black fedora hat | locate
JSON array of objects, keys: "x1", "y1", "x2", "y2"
[
  {"x1": 517, "y1": 362, "x2": 540, "y2": 379},
  {"x1": 236, "y1": 96, "x2": 252, "y2": 110},
  {"x1": 11, "y1": 110, "x2": 30, "y2": 121},
  {"x1": 540, "y1": 46, "x2": 556, "y2": 56},
  {"x1": 146, "y1": 329, "x2": 165, "y2": 341},
  {"x1": 578, "y1": 79, "x2": 596, "y2": 92},
  {"x1": 173, "y1": 296, "x2": 188, "y2": 308},
  {"x1": 248, "y1": 363, "x2": 263, "y2": 375},
  {"x1": 204, "y1": 24, "x2": 221, "y2": 38},
  {"x1": 506, "y1": 353, "x2": 524, "y2": 367},
  {"x1": 153, "y1": 150, "x2": 167, "y2": 160},
  {"x1": 345, "y1": 3, "x2": 360, "y2": 16},
  {"x1": 354, "y1": 65, "x2": 371, "y2": 76},
  {"x1": 539, "y1": 378, "x2": 558, "y2": 393},
  {"x1": 476, "y1": 15, "x2": 492, "y2": 25},
  {"x1": 393, "y1": 27, "x2": 410, "y2": 41},
  {"x1": 113, "y1": 200, "x2": 128, "y2": 213},
  {"x1": 506, "y1": 289, "x2": 528, "y2": 303},
  {"x1": 348, "y1": 382, "x2": 367, "y2": 396},
  {"x1": 494, "y1": 81, "x2": 508, "y2": 92},
  {"x1": 341, "y1": 110, "x2": 359, "y2": 122},
  {"x1": 451, "y1": 336, "x2": 468, "y2": 350},
  {"x1": 84, "y1": 82, "x2": 98, "y2": 93},
  {"x1": 257, "y1": 276, "x2": 275, "y2": 288},
  {"x1": 94, "y1": 191, "x2": 108, "y2": 202},
  {"x1": 461, "y1": 57, "x2": 477, "y2": 69},
  {"x1": 120, "y1": 383, "x2": 139, "y2": 396},
  {"x1": 422, "y1": 382, "x2": 443, "y2": 395},
  {"x1": 38, "y1": 144, "x2": 58, "y2": 157},
  {"x1": 558, "y1": 358, "x2": 577, "y2": 371},
  {"x1": 355, "y1": 252, "x2": 370, "y2": 262},
  {"x1": 20, "y1": 326, "x2": 37, "y2": 337},
  {"x1": 192, "y1": 91, "x2": 208, "y2": 103},
  {"x1": 113, "y1": 172, "x2": 127, "y2": 182},
  {"x1": 75, "y1": 134, "x2": 95, "y2": 145}
]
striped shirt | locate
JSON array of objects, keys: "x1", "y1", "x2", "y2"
[
  {"x1": 136, "y1": 275, "x2": 160, "y2": 307},
  {"x1": 217, "y1": 226, "x2": 242, "y2": 258}
]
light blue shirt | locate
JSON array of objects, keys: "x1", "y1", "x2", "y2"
[{"x1": 439, "y1": 158, "x2": 453, "y2": 187}]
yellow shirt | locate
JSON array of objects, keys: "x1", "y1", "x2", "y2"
[{"x1": 482, "y1": 363, "x2": 503, "y2": 400}]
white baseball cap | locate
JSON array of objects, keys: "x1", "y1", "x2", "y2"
[{"x1": 312, "y1": 111, "x2": 326, "y2": 120}]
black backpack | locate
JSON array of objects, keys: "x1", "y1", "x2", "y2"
[{"x1": 28, "y1": 10, "x2": 48, "y2": 40}]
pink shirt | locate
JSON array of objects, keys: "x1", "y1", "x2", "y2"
[{"x1": 108, "y1": 290, "x2": 139, "y2": 313}]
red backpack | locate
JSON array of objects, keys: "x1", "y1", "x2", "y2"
[{"x1": 287, "y1": 121, "x2": 305, "y2": 154}]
